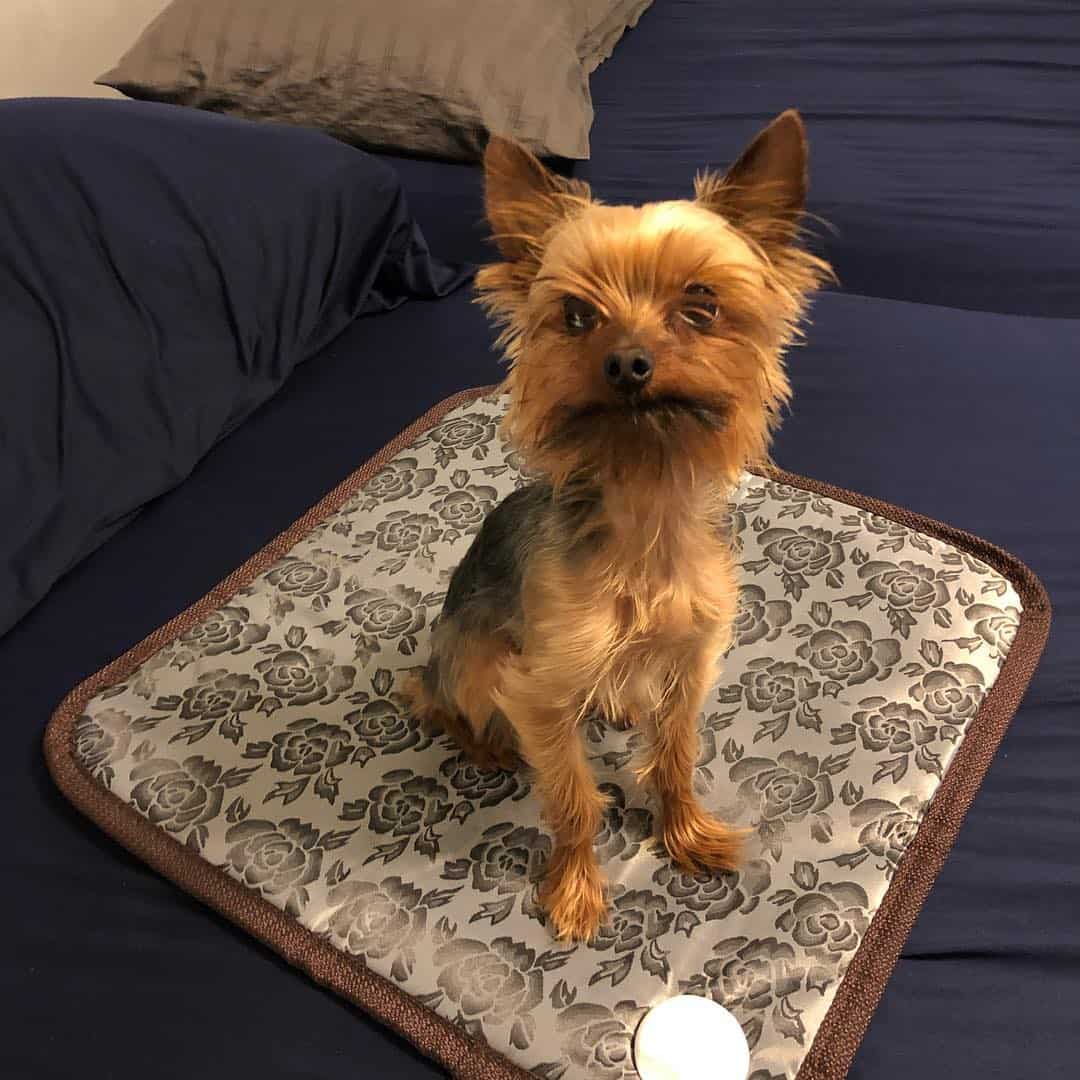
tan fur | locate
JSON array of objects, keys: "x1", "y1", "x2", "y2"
[{"x1": 405, "y1": 111, "x2": 831, "y2": 941}]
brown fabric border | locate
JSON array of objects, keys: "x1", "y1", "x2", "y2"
[{"x1": 44, "y1": 385, "x2": 1051, "y2": 1080}]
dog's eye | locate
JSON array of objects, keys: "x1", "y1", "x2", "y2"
[
  {"x1": 679, "y1": 283, "x2": 719, "y2": 329},
  {"x1": 563, "y1": 295, "x2": 599, "y2": 334}
]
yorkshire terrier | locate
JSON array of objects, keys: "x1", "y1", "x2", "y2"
[{"x1": 407, "y1": 110, "x2": 831, "y2": 942}]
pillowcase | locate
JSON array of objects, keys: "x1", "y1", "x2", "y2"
[
  {"x1": 577, "y1": 1, "x2": 655, "y2": 72},
  {"x1": 0, "y1": 97, "x2": 469, "y2": 638},
  {"x1": 96, "y1": 0, "x2": 653, "y2": 161}
]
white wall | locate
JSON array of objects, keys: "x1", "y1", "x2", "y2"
[{"x1": 1, "y1": 0, "x2": 170, "y2": 100}]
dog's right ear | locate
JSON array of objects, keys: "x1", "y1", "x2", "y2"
[{"x1": 483, "y1": 135, "x2": 590, "y2": 263}]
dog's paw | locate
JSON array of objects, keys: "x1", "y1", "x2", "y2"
[
  {"x1": 663, "y1": 803, "x2": 745, "y2": 874},
  {"x1": 538, "y1": 850, "x2": 608, "y2": 942}
]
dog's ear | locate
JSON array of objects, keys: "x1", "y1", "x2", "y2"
[
  {"x1": 483, "y1": 135, "x2": 590, "y2": 262},
  {"x1": 695, "y1": 110, "x2": 808, "y2": 248}
]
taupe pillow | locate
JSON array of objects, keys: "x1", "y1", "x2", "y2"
[
  {"x1": 96, "y1": 0, "x2": 653, "y2": 161},
  {"x1": 578, "y1": 0, "x2": 654, "y2": 72}
]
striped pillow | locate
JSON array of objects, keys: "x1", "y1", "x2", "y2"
[{"x1": 97, "y1": 0, "x2": 653, "y2": 161}]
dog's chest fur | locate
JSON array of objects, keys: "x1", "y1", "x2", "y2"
[{"x1": 567, "y1": 489, "x2": 739, "y2": 724}]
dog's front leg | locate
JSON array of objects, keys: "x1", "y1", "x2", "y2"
[
  {"x1": 495, "y1": 666, "x2": 608, "y2": 941},
  {"x1": 637, "y1": 639, "x2": 744, "y2": 873}
]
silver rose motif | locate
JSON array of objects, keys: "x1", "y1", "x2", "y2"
[
  {"x1": 130, "y1": 754, "x2": 253, "y2": 850},
  {"x1": 741, "y1": 659, "x2": 819, "y2": 713},
  {"x1": 254, "y1": 644, "x2": 355, "y2": 707},
  {"x1": 264, "y1": 557, "x2": 341, "y2": 610},
  {"x1": 653, "y1": 859, "x2": 771, "y2": 923},
  {"x1": 362, "y1": 457, "x2": 436, "y2": 505},
  {"x1": 75, "y1": 708, "x2": 133, "y2": 773},
  {"x1": 966, "y1": 602, "x2": 1019, "y2": 659},
  {"x1": 846, "y1": 509, "x2": 910, "y2": 550},
  {"x1": 347, "y1": 701, "x2": 430, "y2": 758},
  {"x1": 177, "y1": 605, "x2": 268, "y2": 660},
  {"x1": 909, "y1": 661, "x2": 986, "y2": 723},
  {"x1": 153, "y1": 669, "x2": 263, "y2": 745},
  {"x1": 130, "y1": 755, "x2": 225, "y2": 832},
  {"x1": 775, "y1": 881, "x2": 870, "y2": 958},
  {"x1": 224, "y1": 817, "x2": 326, "y2": 917},
  {"x1": 469, "y1": 823, "x2": 550, "y2": 915},
  {"x1": 439, "y1": 752, "x2": 525, "y2": 808},
  {"x1": 346, "y1": 584, "x2": 426, "y2": 662},
  {"x1": 177, "y1": 670, "x2": 261, "y2": 721},
  {"x1": 374, "y1": 510, "x2": 441, "y2": 554},
  {"x1": 681, "y1": 935, "x2": 807, "y2": 1048},
  {"x1": 427, "y1": 412, "x2": 497, "y2": 466},
  {"x1": 431, "y1": 484, "x2": 499, "y2": 530},
  {"x1": 345, "y1": 769, "x2": 453, "y2": 862},
  {"x1": 586, "y1": 888, "x2": 674, "y2": 987},
  {"x1": 258, "y1": 717, "x2": 356, "y2": 804},
  {"x1": 832, "y1": 695, "x2": 940, "y2": 785},
  {"x1": 759, "y1": 525, "x2": 846, "y2": 600},
  {"x1": 594, "y1": 784, "x2": 653, "y2": 862},
  {"x1": 765, "y1": 481, "x2": 815, "y2": 512},
  {"x1": 322, "y1": 876, "x2": 435, "y2": 981},
  {"x1": 824, "y1": 796, "x2": 924, "y2": 877},
  {"x1": 539, "y1": 1000, "x2": 644, "y2": 1080},
  {"x1": 795, "y1": 621, "x2": 901, "y2": 686},
  {"x1": 731, "y1": 751, "x2": 845, "y2": 860},
  {"x1": 849, "y1": 699, "x2": 931, "y2": 755},
  {"x1": 433, "y1": 936, "x2": 545, "y2": 1049},
  {"x1": 738, "y1": 658, "x2": 821, "y2": 742},
  {"x1": 272, "y1": 719, "x2": 353, "y2": 774},
  {"x1": 857, "y1": 559, "x2": 951, "y2": 637},
  {"x1": 733, "y1": 584, "x2": 792, "y2": 646}
]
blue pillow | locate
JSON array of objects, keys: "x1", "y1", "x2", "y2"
[{"x1": 0, "y1": 98, "x2": 470, "y2": 637}]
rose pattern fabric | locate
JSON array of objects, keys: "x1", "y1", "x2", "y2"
[
  {"x1": 317, "y1": 875, "x2": 459, "y2": 982},
  {"x1": 909, "y1": 662, "x2": 986, "y2": 723},
  {"x1": 176, "y1": 605, "x2": 268, "y2": 661},
  {"x1": 223, "y1": 815, "x2": 352, "y2": 917},
  {"x1": 264, "y1": 557, "x2": 341, "y2": 615},
  {"x1": 74, "y1": 392, "x2": 1023, "y2": 1079},
  {"x1": 794, "y1": 621, "x2": 901, "y2": 689},
  {"x1": 653, "y1": 859, "x2": 771, "y2": 924},
  {"x1": 441, "y1": 822, "x2": 552, "y2": 926},
  {"x1": 253, "y1": 642, "x2": 356, "y2": 708},
  {"x1": 966, "y1": 602, "x2": 1019, "y2": 658},
  {"x1": 594, "y1": 784, "x2": 653, "y2": 863},
  {"x1": 733, "y1": 584, "x2": 792, "y2": 647},
  {"x1": 74, "y1": 708, "x2": 141, "y2": 779},
  {"x1": 344, "y1": 667, "x2": 433, "y2": 761},
  {"x1": 536, "y1": 1000, "x2": 646, "y2": 1080}
]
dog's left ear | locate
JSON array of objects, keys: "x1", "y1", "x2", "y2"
[
  {"x1": 483, "y1": 135, "x2": 591, "y2": 263},
  {"x1": 696, "y1": 110, "x2": 808, "y2": 247}
]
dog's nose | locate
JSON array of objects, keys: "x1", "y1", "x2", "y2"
[{"x1": 603, "y1": 347, "x2": 653, "y2": 393}]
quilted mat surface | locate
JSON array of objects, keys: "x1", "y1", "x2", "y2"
[{"x1": 46, "y1": 387, "x2": 1049, "y2": 1080}]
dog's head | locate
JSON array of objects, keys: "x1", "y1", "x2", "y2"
[{"x1": 476, "y1": 111, "x2": 832, "y2": 491}]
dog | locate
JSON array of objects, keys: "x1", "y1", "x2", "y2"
[{"x1": 407, "y1": 110, "x2": 831, "y2": 941}]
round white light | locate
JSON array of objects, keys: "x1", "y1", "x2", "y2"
[{"x1": 633, "y1": 994, "x2": 750, "y2": 1080}]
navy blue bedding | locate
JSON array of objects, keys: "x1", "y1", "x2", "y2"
[
  {"x1": 0, "y1": 99, "x2": 469, "y2": 637},
  {"x1": 7, "y1": 287, "x2": 1077, "y2": 1080},
  {"x1": 384, "y1": 1, "x2": 1080, "y2": 319},
  {"x1": 5, "y1": 1, "x2": 1079, "y2": 1078}
]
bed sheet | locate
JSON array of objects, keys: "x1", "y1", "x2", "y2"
[
  {"x1": 7, "y1": 282, "x2": 1077, "y2": 1079},
  {"x1": 10, "y1": 1, "x2": 1080, "y2": 1075},
  {"x1": 585, "y1": 0, "x2": 1080, "y2": 318},
  {"x1": 385, "y1": 1, "x2": 1080, "y2": 319}
]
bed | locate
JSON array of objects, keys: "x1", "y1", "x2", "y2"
[{"x1": 5, "y1": 3, "x2": 1078, "y2": 1079}]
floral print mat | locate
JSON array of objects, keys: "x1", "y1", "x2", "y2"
[{"x1": 48, "y1": 387, "x2": 1047, "y2": 1080}]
